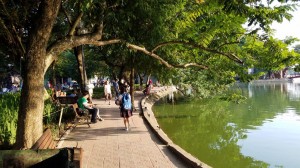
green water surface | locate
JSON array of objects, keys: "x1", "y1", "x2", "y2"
[{"x1": 152, "y1": 83, "x2": 300, "y2": 168}]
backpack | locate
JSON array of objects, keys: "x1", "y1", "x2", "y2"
[
  {"x1": 115, "y1": 96, "x2": 120, "y2": 105},
  {"x1": 122, "y1": 93, "x2": 132, "y2": 110}
]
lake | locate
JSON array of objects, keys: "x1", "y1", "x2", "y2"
[{"x1": 152, "y1": 82, "x2": 300, "y2": 168}]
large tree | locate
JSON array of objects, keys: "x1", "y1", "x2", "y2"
[
  {"x1": 0, "y1": 0, "x2": 299, "y2": 148},
  {"x1": 0, "y1": 0, "x2": 119, "y2": 148}
]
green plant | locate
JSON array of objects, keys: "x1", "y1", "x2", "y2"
[
  {"x1": 0, "y1": 92, "x2": 68, "y2": 149},
  {"x1": 0, "y1": 93, "x2": 20, "y2": 147},
  {"x1": 93, "y1": 87, "x2": 104, "y2": 99},
  {"x1": 43, "y1": 98, "x2": 59, "y2": 124}
]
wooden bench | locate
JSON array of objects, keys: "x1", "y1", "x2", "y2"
[
  {"x1": 0, "y1": 128, "x2": 83, "y2": 168},
  {"x1": 31, "y1": 128, "x2": 57, "y2": 150},
  {"x1": 1, "y1": 148, "x2": 83, "y2": 168},
  {"x1": 72, "y1": 103, "x2": 91, "y2": 127},
  {"x1": 57, "y1": 96, "x2": 78, "y2": 105}
]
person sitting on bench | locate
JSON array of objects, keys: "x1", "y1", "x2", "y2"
[{"x1": 77, "y1": 90, "x2": 103, "y2": 123}]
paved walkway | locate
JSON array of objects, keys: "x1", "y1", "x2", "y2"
[{"x1": 58, "y1": 89, "x2": 188, "y2": 168}]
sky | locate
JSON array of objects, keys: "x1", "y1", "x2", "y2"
[{"x1": 270, "y1": 2, "x2": 300, "y2": 46}]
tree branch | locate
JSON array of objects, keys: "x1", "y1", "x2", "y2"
[
  {"x1": 0, "y1": 0, "x2": 25, "y2": 55},
  {"x1": 68, "y1": 12, "x2": 83, "y2": 35},
  {"x1": 151, "y1": 40, "x2": 244, "y2": 64},
  {"x1": 126, "y1": 43, "x2": 208, "y2": 69},
  {"x1": 93, "y1": 22, "x2": 104, "y2": 39},
  {"x1": 61, "y1": 3, "x2": 72, "y2": 26},
  {"x1": 44, "y1": 35, "x2": 121, "y2": 73},
  {"x1": 218, "y1": 41, "x2": 240, "y2": 48}
]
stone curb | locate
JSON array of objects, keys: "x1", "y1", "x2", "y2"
[
  {"x1": 56, "y1": 123, "x2": 76, "y2": 148},
  {"x1": 140, "y1": 86, "x2": 211, "y2": 168}
]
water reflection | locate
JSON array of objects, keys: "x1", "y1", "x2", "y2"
[
  {"x1": 153, "y1": 82, "x2": 300, "y2": 168},
  {"x1": 248, "y1": 82, "x2": 300, "y2": 100},
  {"x1": 286, "y1": 83, "x2": 300, "y2": 100},
  {"x1": 238, "y1": 110, "x2": 300, "y2": 168}
]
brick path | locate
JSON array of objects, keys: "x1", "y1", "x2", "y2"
[{"x1": 58, "y1": 90, "x2": 188, "y2": 168}]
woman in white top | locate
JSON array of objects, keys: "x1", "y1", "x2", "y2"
[
  {"x1": 104, "y1": 80, "x2": 112, "y2": 105},
  {"x1": 86, "y1": 82, "x2": 95, "y2": 101}
]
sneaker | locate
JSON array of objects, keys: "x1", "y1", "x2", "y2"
[
  {"x1": 125, "y1": 127, "x2": 129, "y2": 131},
  {"x1": 99, "y1": 117, "x2": 104, "y2": 121}
]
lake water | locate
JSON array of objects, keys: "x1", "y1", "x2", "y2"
[{"x1": 152, "y1": 82, "x2": 300, "y2": 168}]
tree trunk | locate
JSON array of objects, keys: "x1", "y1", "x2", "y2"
[
  {"x1": 15, "y1": 1, "x2": 61, "y2": 149},
  {"x1": 118, "y1": 66, "x2": 125, "y2": 82},
  {"x1": 74, "y1": 46, "x2": 87, "y2": 90},
  {"x1": 147, "y1": 74, "x2": 151, "y2": 85},
  {"x1": 130, "y1": 65, "x2": 135, "y2": 110},
  {"x1": 138, "y1": 73, "x2": 144, "y2": 90},
  {"x1": 52, "y1": 61, "x2": 57, "y2": 87},
  {"x1": 16, "y1": 49, "x2": 46, "y2": 149}
]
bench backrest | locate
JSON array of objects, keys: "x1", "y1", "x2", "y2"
[
  {"x1": 31, "y1": 128, "x2": 56, "y2": 150},
  {"x1": 72, "y1": 103, "x2": 91, "y2": 127},
  {"x1": 58, "y1": 96, "x2": 78, "y2": 104},
  {"x1": 72, "y1": 103, "x2": 81, "y2": 117}
]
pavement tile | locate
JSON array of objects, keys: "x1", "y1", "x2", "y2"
[{"x1": 58, "y1": 90, "x2": 188, "y2": 168}]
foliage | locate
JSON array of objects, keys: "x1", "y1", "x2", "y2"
[
  {"x1": 242, "y1": 37, "x2": 299, "y2": 71},
  {"x1": 0, "y1": 93, "x2": 19, "y2": 147},
  {"x1": 38, "y1": 0, "x2": 300, "y2": 96},
  {"x1": 23, "y1": 0, "x2": 300, "y2": 97},
  {"x1": 0, "y1": 92, "x2": 66, "y2": 148},
  {"x1": 84, "y1": 45, "x2": 119, "y2": 78},
  {"x1": 147, "y1": 0, "x2": 299, "y2": 90},
  {"x1": 93, "y1": 87, "x2": 104, "y2": 99},
  {"x1": 294, "y1": 65, "x2": 300, "y2": 72},
  {"x1": 43, "y1": 98, "x2": 60, "y2": 125},
  {"x1": 294, "y1": 44, "x2": 300, "y2": 54},
  {"x1": 219, "y1": 90, "x2": 247, "y2": 104},
  {"x1": 54, "y1": 51, "x2": 80, "y2": 81}
]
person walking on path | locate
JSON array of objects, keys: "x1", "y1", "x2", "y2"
[
  {"x1": 112, "y1": 79, "x2": 120, "y2": 97},
  {"x1": 143, "y1": 83, "x2": 151, "y2": 95},
  {"x1": 86, "y1": 80, "x2": 95, "y2": 102},
  {"x1": 118, "y1": 86, "x2": 132, "y2": 131},
  {"x1": 104, "y1": 80, "x2": 112, "y2": 105}
]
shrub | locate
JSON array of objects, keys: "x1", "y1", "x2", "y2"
[
  {"x1": 0, "y1": 91, "x2": 72, "y2": 149},
  {"x1": 93, "y1": 87, "x2": 104, "y2": 99},
  {"x1": 0, "y1": 93, "x2": 19, "y2": 147}
]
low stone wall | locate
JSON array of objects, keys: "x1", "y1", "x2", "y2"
[
  {"x1": 140, "y1": 86, "x2": 211, "y2": 168},
  {"x1": 250, "y1": 79, "x2": 289, "y2": 83}
]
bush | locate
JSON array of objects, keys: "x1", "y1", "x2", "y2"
[
  {"x1": 43, "y1": 98, "x2": 60, "y2": 124},
  {"x1": 0, "y1": 93, "x2": 19, "y2": 148},
  {"x1": 0, "y1": 91, "x2": 74, "y2": 149},
  {"x1": 93, "y1": 87, "x2": 104, "y2": 99}
]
